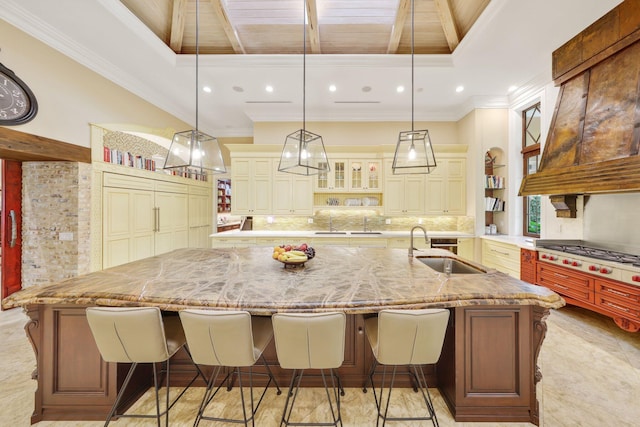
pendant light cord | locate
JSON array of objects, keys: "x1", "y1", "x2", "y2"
[
  {"x1": 302, "y1": 0, "x2": 306, "y2": 132},
  {"x1": 195, "y1": 0, "x2": 200, "y2": 134},
  {"x1": 411, "y1": 0, "x2": 414, "y2": 132}
]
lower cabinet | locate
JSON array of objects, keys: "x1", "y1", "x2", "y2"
[
  {"x1": 520, "y1": 248, "x2": 536, "y2": 283},
  {"x1": 26, "y1": 305, "x2": 546, "y2": 424},
  {"x1": 481, "y1": 239, "x2": 520, "y2": 278},
  {"x1": 438, "y1": 305, "x2": 543, "y2": 425},
  {"x1": 537, "y1": 261, "x2": 640, "y2": 332}
]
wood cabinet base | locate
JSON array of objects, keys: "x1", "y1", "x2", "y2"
[{"x1": 24, "y1": 304, "x2": 547, "y2": 425}]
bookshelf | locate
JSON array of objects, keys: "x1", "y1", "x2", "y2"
[
  {"x1": 217, "y1": 179, "x2": 232, "y2": 213},
  {"x1": 484, "y1": 148, "x2": 505, "y2": 234}
]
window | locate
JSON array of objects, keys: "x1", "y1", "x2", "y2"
[{"x1": 522, "y1": 103, "x2": 541, "y2": 237}]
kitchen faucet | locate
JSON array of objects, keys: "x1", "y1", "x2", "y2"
[
  {"x1": 363, "y1": 216, "x2": 370, "y2": 232},
  {"x1": 409, "y1": 225, "x2": 428, "y2": 257},
  {"x1": 329, "y1": 215, "x2": 337, "y2": 232}
]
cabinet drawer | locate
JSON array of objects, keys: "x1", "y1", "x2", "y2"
[
  {"x1": 595, "y1": 280, "x2": 640, "y2": 320},
  {"x1": 537, "y1": 263, "x2": 593, "y2": 302},
  {"x1": 482, "y1": 240, "x2": 520, "y2": 277}
]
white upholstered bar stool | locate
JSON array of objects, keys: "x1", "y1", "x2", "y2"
[
  {"x1": 86, "y1": 306, "x2": 195, "y2": 427},
  {"x1": 363, "y1": 308, "x2": 450, "y2": 427},
  {"x1": 272, "y1": 312, "x2": 346, "y2": 427},
  {"x1": 178, "y1": 309, "x2": 281, "y2": 426}
]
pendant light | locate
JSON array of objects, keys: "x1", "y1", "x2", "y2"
[
  {"x1": 278, "y1": 0, "x2": 330, "y2": 176},
  {"x1": 392, "y1": 0, "x2": 436, "y2": 175},
  {"x1": 164, "y1": 0, "x2": 226, "y2": 177}
]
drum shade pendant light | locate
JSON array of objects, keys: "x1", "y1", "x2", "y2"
[
  {"x1": 392, "y1": 0, "x2": 436, "y2": 175},
  {"x1": 278, "y1": 0, "x2": 329, "y2": 176},
  {"x1": 164, "y1": 0, "x2": 226, "y2": 176}
]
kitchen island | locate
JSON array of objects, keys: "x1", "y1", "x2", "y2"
[{"x1": 3, "y1": 247, "x2": 563, "y2": 425}]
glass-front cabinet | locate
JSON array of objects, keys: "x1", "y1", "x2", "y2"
[
  {"x1": 349, "y1": 160, "x2": 381, "y2": 192},
  {"x1": 315, "y1": 158, "x2": 381, "y2": 192},
  {"x1": 315, "y1": 159, "x2": 347, "y2": 192}
]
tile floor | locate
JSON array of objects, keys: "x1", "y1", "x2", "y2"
[{"x1": 1, "y1": 305, "x2": 639, "y2": 426}]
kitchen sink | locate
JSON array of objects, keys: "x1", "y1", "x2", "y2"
[
  {"x1": 314, "y1": 231, "x2": 348, "y2": 235},
  {"x1": 415, "y1": 256, "x2": 485, "y2": 274},
  {"x1": 350, "y1": 231, "x2": 383, "y2": 235}
]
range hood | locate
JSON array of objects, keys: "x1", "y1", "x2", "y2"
[{"x1": 519, "y1": 1, "x2": 640, "y2": 201}]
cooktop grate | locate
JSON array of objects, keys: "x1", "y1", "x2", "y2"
[{"x1": 540, "y1": 244, "x2": 640, "y2": 266}]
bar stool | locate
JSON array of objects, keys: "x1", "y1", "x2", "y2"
[
  {"x1": 178, "y1": 309, "x2": 281, "y2": 426},
  {"x1": 272, "y1": 312, "x2": 346, "y2": 427},
  {"x1": 363, "y1": 308, "x2": 450, "y2": 427},
  {"x1": 86, "y1": 306, "x2": 197, "y2": 427}
]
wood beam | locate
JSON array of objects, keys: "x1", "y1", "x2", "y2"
[
  {"x1": 306, "y1": 0, "x2": 321, "y2": 54},
  {"x1": 0, "y1": 127, "x2": 91, "y2": 163},
  {"x1": 210, "y1": 0, "x2": 246, "y2": 54},
  {"x1": 169, "y1": 0, "x2": 187, "y2": 53},
  {"x1": 387, "y1": 0, "x2": 410, "y2": 54},
  {"x1": 434, "y1": 0, "x2": 460, "y2": 52}
]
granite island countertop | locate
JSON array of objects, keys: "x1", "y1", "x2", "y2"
[{"x1": 2, "y1": 247, "x2": 564, "y2": 314}]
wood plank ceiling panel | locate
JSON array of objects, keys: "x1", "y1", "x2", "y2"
[{"x1": 119, "y1": 0, "x2": 489, "y2": 55}]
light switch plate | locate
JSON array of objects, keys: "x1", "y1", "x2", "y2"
[
  {"x1": 307, "y1": 218, "x2": 313, "y2": 224},
  {"x1": 385, "y1": 219, "x2": 391, "y2": 225}
]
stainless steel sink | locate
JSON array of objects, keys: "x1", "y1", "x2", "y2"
[
  {"x1": 415, "y1": 256, "x2": 485, "y2": 274},
  {"x1": 314, "y1": 231, "x2": 348, "y2": 235},
  {"x1": 350, "y1": 231, "x2": 383, "y2": 235}
]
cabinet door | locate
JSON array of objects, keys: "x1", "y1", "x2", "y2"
[
  {"x1": 154, "y1": 191, "x2": 188, "y2": 255},
  {"x1": 189, "y1": 191, "x2": 212, "y2": 248},
  {"x1": 349, "y1": 160, "x2": 382, "y2": 191},
  {"x1": 404, "y1": 175, "x2": 426, "y2": 214},
  {"x1": 384, "y1": 175, "x2": 407, "y2": 215},
  {"x1": 273, "y1": 174, "x2": 294, "y2": 215},
  {"x1": 291, "y1": 176, "x2": 313, "y2": 214},
  {"x1": 425, "y1": 159, "x2": 466, "y2": 215},
  {"x1": 103, "y1": 187, "x2": 154, "y2": 269},
  {"x1": 231, "y1": 158, "x2": 272, "y2": 214},
  {"x1": 365, "y1": 160, "x2": 382, "y2": 191}
]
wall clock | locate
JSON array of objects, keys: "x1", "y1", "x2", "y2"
[{"x1": 0, "y1": 62, "x2": 38, "y2": 125}]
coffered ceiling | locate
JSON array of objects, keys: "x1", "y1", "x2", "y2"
[
  {"x1": 0, "y1": 0, "x2": 623, "y2": 137},
  {"x1": 119, "y1": 0, "x2": 489, "y2": 55}
]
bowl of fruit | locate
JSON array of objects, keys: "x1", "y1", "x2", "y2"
[{"x1": 272, "y1": 243, "x2": 316, "y2": 268}]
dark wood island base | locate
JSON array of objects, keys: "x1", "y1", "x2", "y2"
[{"x1": 24, "y1": 303, "x2": 549, "y2": 425}]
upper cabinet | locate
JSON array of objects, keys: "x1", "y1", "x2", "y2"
[
  {"x1": 232, "y1": 158, "x2": 272, "y2": 215},
  {"x1": 424, "y1": 158, "x2": 466, "y2": 215},
  {"x1": 273, "y1": 169, "x2": 313, "y2": 215},
  {"x1": 383, "y1": 159, "x2": 425, "y2": 215},
  {"x1": 348, "y1": 160, "x2": 382, "y2": 192},
  {"x1": 315, "y1": 159, "x2": 382, "y2": 193},
  {"x1": 315, "y1": 159, "x2": 347, "y2": 192}
]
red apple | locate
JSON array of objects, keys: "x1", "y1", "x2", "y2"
[
  {"x1": 284, "y1": 245, "x2": 292, "y2": 251},
  {"x1": 299, "y1": 243, "x2": 308, "y2": 251}
]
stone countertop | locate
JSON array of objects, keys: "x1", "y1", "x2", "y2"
[
  {"x1": 210, "y1": 230, "x2": 475, "y2": 239},
  {"x1": 2, "y1": 247, "x2": 563, "y2": 314},
  {"x1": 480, "y1": 234, "x2": 537, "y2": 249}
]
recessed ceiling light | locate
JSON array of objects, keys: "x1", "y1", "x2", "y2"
[
  {"x1": 362, "y1": 86, "x2": 372, "y2": 93},
  {"x1": 265, "y1": 85, "x2": 274, "y2": 93},
  {"x1": 202, "y1": 86, "x2": 212, "y2": 93},
  {"x1": 508, "y1": 85, "x2": 518, "y2": 93},
  {"x1": 397, "y1": 86, "x2": 405, "y2": 93},
  {"x1": 455, "y1": 85, "x2": 464, "y2": 93},
  {"x1": 232, "y1": 86, "x2": 244, "y2": 93},
  {"x1": 329, "y1": 84, "x2": 337, "y2": 92}
]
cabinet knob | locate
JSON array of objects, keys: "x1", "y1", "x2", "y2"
[
  {"x1": 632, "y1": 275, "x2": 640, "y2": 282},
  {"x1": 357, "y1": 327, "x2": 364, "y2": 335},
  {"x1": 599, "y1": 267, "x2": 611, "y2": 274}
]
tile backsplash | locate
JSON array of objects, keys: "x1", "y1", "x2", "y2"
[{"x1": 252, "y1": 211, "x2": 474, "y2": 234}]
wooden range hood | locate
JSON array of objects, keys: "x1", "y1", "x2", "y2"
[{"x1": 519, "y1": 0, "x2": 640, "y2": 207}]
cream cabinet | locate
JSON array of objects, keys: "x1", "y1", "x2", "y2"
[
  {"x1": 348, "y1": 160, "x2": 382, "y2": 192},
  {"x1": 188, "y1": 185, "x2": 213, "y2": 248},
  {"x1": 273, "y1": 170, "x2": 313, "y2": 215},
  {"x1": 424, "y1": 158, "x2": 466, "y2": 215},
  {"x1": 232, "y1": 158, "x2": 272, "y2": 215},
  {"x1": 457, "y1": 237, "x2": 475, "y2": 262},
  {"x1": 481, "y1": 239, "x2": 520, "y2": 278},
  {"x1": 315, "y1": 159, "x2": 347, "y2": 192},
  {"x1": 384, "y1": 160, "x2": 425, "y2": 215},
  {"x1": 102, "y1": 174, "x2": 191, "y2": 268}
]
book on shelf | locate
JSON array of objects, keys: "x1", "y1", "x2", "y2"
[
  {"x1": 103, "y1": 147, "x2": 156, "y2": 172},
  {"x1": 485, "y1": 196, "x2": 505, "y2": 212},
  {"x1": 485, "y1": 174, "x2": 505, "y2": 189}
]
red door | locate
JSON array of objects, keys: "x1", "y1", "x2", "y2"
[{"x1": 1, "y1": 160, "x2": 22, "y2": 300}]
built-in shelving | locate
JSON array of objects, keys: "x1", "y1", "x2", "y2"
[{"x1": 217, "y1": 179, "x2": 231, "y2": 213}]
